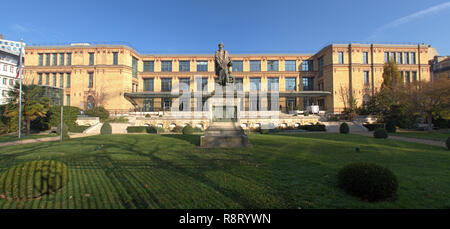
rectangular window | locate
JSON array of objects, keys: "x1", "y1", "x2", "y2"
[
  {"x1": 267, "y1": 77, "x2": 279, "y2": 91},
  {"x1": 143, "y1": 98, "x2": 154, "y2": 112},
  {"x1": 250, "y1": 60, "x2": 261, "y2": 72},
  {"x1": 88, "y1": 72, "x2": 93, "y2": 88},
  {"x1": 161, "y1": 78, "x2": 172, "y2": 92},
  {"x1": 405, "y1": 71, "x2": 411, "y2": 83},
  {"x1": 179, "y1": 61, "x2": 190, "y2": 72},
  {"x1": 397, "y1": 52, "x2": 402, "y2": 64},
  {"x1": 302, "y1": 60, "x2": 313, "y2": 71},
  {"x1": 143, "y1": 61, "x2": 154, "y2": 72},
  {"x1": 267, "y1": 60, "x2": 278, "y2": 71},
  {"x1": 9, "y1": 79, "x2": 13, "y2": 86},
  {"x1": 143, "y1": 78, "x2": 154, "y2": 91},
  {"x1": 196, "y1": 61, "x2": 208, "y2": 72},
  {"x1": 59, "y1": 73, "x2": 64, "y2": 88},
  {"x1": 38, "y1": 73, "x2": 42, "y2": 85},
  {"x1": 161, "y1": 61, "x2": 172, "y2": 72},
  {"x1": 132, "y1": 57, "x2": 138, "y2": 78},
  {"x1": 250, "y1": 77, "x2": 261, "y2": 91},
  {"x1": 318, "y1": 57, "x2": 324, "y2": 77},
  {"x1": 45, "y1": 73, "x2": 49, "y2": 85},
  {"x1": 45, "y1": 53, "x2": 50, "y2": 66},
  {"x1": 384, "y1": 52, "x2": 389, "y2": 63},
  {"x1": 390, "y1": 52, "x2": 396, "y2": 62},
  {"x1": 364, "y1": 71, "x2": 370, "y2": 85},
  {"x1": 363, "y1": 52, "x2": 368, "y2": 64},
  {"x1": 89, "y1": 53, "x2": 94, "y2": 65},
  {"x1": 179, "y1": 78, "x2": 190, "y2": 92},
  {"x1": 235, "y1": 78, "x2": 243, "y2": 91},
  {"x1": 59, "y1": 53, "x2": 64, "y2": 66},
  {"x1": 302, "y1": 77, "x2": 314, "y2": 91},
  {"x1": 162, "y1": 98, "x2": 172, "y2": 111},
  {"x1": 412, "y1": 71, "x2": 417, "y2": 82},
  {"x1": 66, "y1": 94, "x2": 70, "y2": 106},
  {"x1": 38, "y1": 53, "x2": 43, "y2": 66},
  {"x1": 197, "y1": 77, "x2": 208, "y2": 91},
  {"x1": 232, "y1": 60, "x2": 243, "y2": 72},
  {"x1": 66, "y1": 73, "x2": 71, "y2": 88},
  {"x1": 404, "y1": 52, "x2": 410, "y2": 64},
  {"x1": 66, "y1": 53, "x2": 72, "y2": 66},
  {"x1": 113, "y1": 52, "x2": 118, "y2": 65},
  {"x1": 338, "y1": 52, "x2": 344, "y2": 64},
  {"x1": 411, "y1": 52, "x2": 416, "y2": 64},
  {"x1": 286, "y1": 77, "x2": 296, "y2": 91},
  {"x1": 285, "y1": 60, "x2": 296, "y2": 71},
  {"x1": 52, "y1": 53, "x2": 57, "y2": 66},
  {"x1": 52, "y1": 73, "x2": 57, "y2": 87}
]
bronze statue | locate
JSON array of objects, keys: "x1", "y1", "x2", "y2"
[{"x1": 215, "y1": 42, "x2": 234, "y2": 86}]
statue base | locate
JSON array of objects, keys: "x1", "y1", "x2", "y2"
[{"x1": 200, "y1": 122, "x2": 250, "y2": 148}]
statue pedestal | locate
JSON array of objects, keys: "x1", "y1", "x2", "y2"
[{"x1": 200, "y1": 122, "x2": 249, "y2": 148}]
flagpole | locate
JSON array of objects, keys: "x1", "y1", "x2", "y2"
[{"x1": 18, "y1": 40, "x2": 24, "y2": 139}]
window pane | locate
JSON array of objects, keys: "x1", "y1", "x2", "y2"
[
  {"x1": 250, "y1": 60, "x2": 261, "y2": 72},
  {"x1": 89, "y1": 53, "x2": 94, "y2": 65},
  {"x1": 143, "y1": 61, "x2": 154, "y2": 72},
  {"x1": 113, "y1": 52, "x2": 118, "y2": 65},
  {"x1": 161, "y1": 61, "x2": 172, "y2": 72},
  {"x1": 196, "y1": 61, "x2": 208, "y2": 72},
  {"x1": 88, "y1": 72, "x2": 94, "y2": 88},
  {"x1": 179, "y1": 61, "x2": 190, "y2": 72},
  {"x1": 250, "y1": 77, "x2": 261, "y2": 90},
  {"x1": 285, "y1": 60, "x2": 296, "y2": 71},
  {"x1": 268, "y1": 77, "x2": 279, "y2": 91},
  {"x1": 59, "y1": 53, "x2": 64, "y2": 66},
  {"x1": 232, "y1": 61, "x2": 243, "y2": 72},
  {"x1": 286, "y1": 77, "x2": 296, "y2": 91},
  {"x1": 161, "y1": 78, "x2": 172, "y2": 91},
  {"x1": 66, "y1": 73, "x2": 71, "y2": 88},
  {"x1": 143, "y1": 78, "x2": 154, "y2": 91},
  {"x1": 267, "y1": 60, "x2": 278, "y2": 71}
]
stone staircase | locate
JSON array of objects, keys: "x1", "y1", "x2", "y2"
[{"x1": 83, "y1": 122, "x2": 103, "y2": 134}]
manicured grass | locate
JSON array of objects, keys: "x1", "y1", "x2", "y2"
[
  {"x1": 392, "y1": 130, "x2": 449, "y2": 141},
  {"x1": 0, "y1": 134, "x2": 57, "y2": 143},
  {"x1": 0, "y1": 133, "x2": 448, "y2": 209}
]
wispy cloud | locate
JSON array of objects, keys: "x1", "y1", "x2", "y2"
[{"x1": 368, "y1": 1, "x2": 450, "y2": 40}]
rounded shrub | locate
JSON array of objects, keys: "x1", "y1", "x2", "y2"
[
  {"x1": 146, "y1": 126, "x2": 157, "y2": 134},
  {"x1": 193, "y1": 127, "x2": 203, "y2": 133},
  {"x1": 385, "y1": 122, "x2": 396, "y2": 133},
  {"x1": 260, "y1": 128, "x2": 270, "y2": 134},
  {"x1": 182, "y1": 125, "x2": 194, "y2": 135},
  {"x1": 86, "y1": 106, "x2": 110, "y2": 122},
  {"x1": 374, "y1": 128, "x2": 388, "y2": 139},
  {"x1": 446, "y1": 137, "x2": 450, "y2": 150},
  {"x1": 338, "y1": 163, "x2": 398, "y2": 202},
  {"x1": 340, "y1": 122, "x2": 350, "y2": 134},
  {"x1": 0, "y1": 160, "x2": 69, "y2": 200},
  {"x1": 171, "y1": 126, "x2": 183, "y2": 133},
  {"x1": 100, "y1": 122, "x2": 112, "y2": 135}
]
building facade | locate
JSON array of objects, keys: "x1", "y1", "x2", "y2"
[
  {"x1": 22, "y1": 43, "x2": 436, "y2": 114},
  {"x1": 430, "y1": 56, "x2": 450, "y2": 80},
  {"x1": 0, "y1": 36, "x2": 25, "y2": 105}
]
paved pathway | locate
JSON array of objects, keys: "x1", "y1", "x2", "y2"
[
  {"x1": 353, "y1": 132, "x2": 446, "y2": 147},
  {"x1": 0, "y1": 133, "x2": 99, "y2": 147}
]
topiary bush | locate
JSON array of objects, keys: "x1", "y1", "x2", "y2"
[
  {"x1": 193, "y1": 127, "x2": 203, "y2": 133},
  {"x1": 338, "y1": 163, "x2": 398, "y2": 202},
  {"x1": 100, "y1": 122, "x2": 112, "y2": 135},
  {"x1": 0, "y1": 160, "x2": 69, "y2": 200},
  {"x1": 56, "y1": 122, "x2": 70, "y2": 140},
  {"x1": 86, "y1": 106, "x2": 110, "y2": 122},
  {"x1": 156, "y1": 127, "x2": 165, "y2": 134},
  {"x1": 446, "y1": 137, "x2": 450, "y2": 150},
  {"x1": 374, "y1": 128, "x2": 388, "y2": 139},
  {"x1": 340, "y1": 122, "x2": 350, "y2": 134},
  {"x1": 385, "y1": 122, "x2": 397, "y2": 133},
  {"x1": 182, "y1": 125, "x2": 194, "y2": 135}
]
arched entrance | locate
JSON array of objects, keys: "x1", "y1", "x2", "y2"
[{"x1": 86, "y1": 95, "x2": 95, "y2": 110}]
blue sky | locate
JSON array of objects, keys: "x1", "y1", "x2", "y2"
[{"x1": 3, "y1": 0, "x2": 450, "y2": 54}]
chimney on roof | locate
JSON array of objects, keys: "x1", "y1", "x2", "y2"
[{"x1": 0, "y1": 34, "x2": 4, "y2": 39}]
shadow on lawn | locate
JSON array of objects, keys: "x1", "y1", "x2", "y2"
[{"x1": 161, "y1": 134, "x2": 201, "y2": 146}]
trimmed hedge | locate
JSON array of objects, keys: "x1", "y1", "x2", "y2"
[
  {"x1": 171, "y1": 126, "x2": 183, "y2": 133},
  {"x1": 446, "y1": 137, "x2": 450, "y2": 150},
  {"x1": 193, "y1": 127, "x2": 203, "y2": 133},
  {"x1": 86, "y1": 107, "x2": 110, "y2": 122},
  {"x1": 338, "y1": 163, "x2": 398, "y2": 202},
  {"x1": 182, "y1": 125, "x2": 194, "y2": 135},
  {"x1": 100, "y1": 122, "x2": 112, "y2": 135},
  {"x1": 127, "y1": 126, "x2": 147, "y2": 133},
  {"x1": 298, "y1": 124, "x2": 326, "y2": 131},
  {"x1": 363, "y1": 123, "x2": 384, "y2": 131},
  {"x1": 374, "y1": 128, "x2": 388, "y2": 139},
  {"x1": 340, "y1": 122, "x2": 350, "y2": 134}
]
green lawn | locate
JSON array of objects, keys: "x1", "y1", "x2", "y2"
[
  {"x1": 0, "y1": 133, "x2": 448, "y2": 209},
  {"x1": 392, "y1": 130, "x2": 449, "y2": 141},
  {"x1": 0, "y1": 134, "x2": 57, "y2": 143}
]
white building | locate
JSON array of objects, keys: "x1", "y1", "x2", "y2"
[{"x1": 0, "y1": 36, "x2": 26, "y2": 105}]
